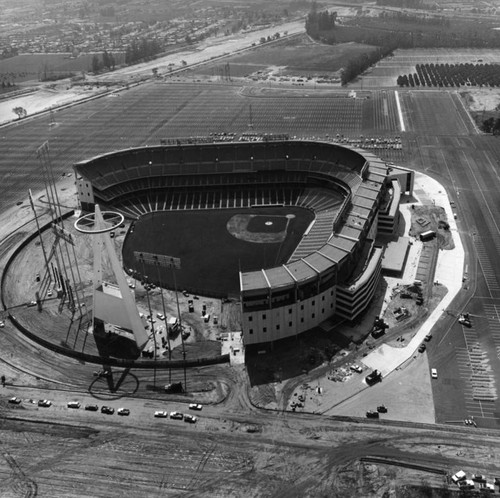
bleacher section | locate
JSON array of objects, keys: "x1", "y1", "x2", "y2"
[
  {"x1": 289, "y1": 208, "x2": 343, "y2": 261},
  {"x1": 75, "y1": 140, "x2": 365, "y2": 193}
]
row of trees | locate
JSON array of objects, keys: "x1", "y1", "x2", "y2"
[
  {"x1": 305, "y1": 8, "x2": 337, "y2": 40},
  {"x1": 1, "y1": 46, "x2": 19, "y2": 60},
  {"x1": 376, "y1": 0, "x2": 437, "y2": 9},
  {"x1": 91, "y1": 50, "x2": 117, "y2": 74},
  {"x1": 397, "y1": 63, "x2": 500, "y2": 87},
  {"x1": 378, "y1": 11, "x2": 450, "y2": 26},
  {"x1": 341, "y1": 46, "x2": 394, "y2": 85},
  {"x1": 124, "y1": 38, "x2": 162, "y2": 65}
]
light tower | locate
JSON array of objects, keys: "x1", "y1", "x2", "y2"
[{"x1": 74, "y1": 205, "x2": 149, "y2": 351}]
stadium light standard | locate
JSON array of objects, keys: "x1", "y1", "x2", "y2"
[
  {"x1": 153, "y1": 257, "x2": 172, "y2": 384},
  {"x1": 137, "y1": 256, "x2": 157, "y2": 390},
  {"x1": 170, "y1": 262, "x2": 187, "y2": 392}
]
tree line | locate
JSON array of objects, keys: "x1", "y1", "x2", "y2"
[
  {"x1": 124, "y1": 38, "x2": 162, "y2": 65},
  {"x1": 341, "y1": 46, "x2": 394, "y2": 85},
  {"x1": 91, "y1": 50, "x2": 117, "y2": 73},
  {"x1": 481, "y1": 117, "x2": 500, "y2": 135},
  {"x1": 376, "y1": 0, "x2": 438, "y2": 10}
]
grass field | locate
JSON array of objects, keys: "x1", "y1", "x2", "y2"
[
  {"x1": 188, "y1": 35, "x2": 376, "y2": 78},
  {"x1": 0, "y1": 53, "x2": 126, "y2": 83},
  {"x1": 122, "y1": 206, "x2": 314, "y2": 296}
]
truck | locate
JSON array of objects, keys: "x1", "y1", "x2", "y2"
[
  {"x1": 371, "y1": 327, "x2": 385, "y2": 339},
  {"x1": 420, "y1": 230, "x2": 436, "y2": 242},
  {"x1": 365, "y1": 370, "x2": 382, "y2": 386}
]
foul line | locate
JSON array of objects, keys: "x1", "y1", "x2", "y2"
[{"x1": 394, "y1": 90, "x2": 406, "y2": 132}]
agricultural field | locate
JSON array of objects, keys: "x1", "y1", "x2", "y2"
[
  {"x1": 353, "y1": 48, "x2": 500, "y2": 88},
  {"x1": 187, "y1": 34, "x2": 376, "y2": 81},
  {"x1": 0, "y1": 53, "x2": 124, "y2": 83},
  {"x1": 398, "y1": 63, "x2": 500, "y2": 88}
]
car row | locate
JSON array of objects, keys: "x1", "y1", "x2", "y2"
[
  {"x1": 8, "y1": 397, "x2": 131, "y2": 414},
  {"x1": 451, "y1": 470, "x2": 498, "y2": 492},
  {"x1": 366, "y1": 405, "x2": 388, "y2": 418},
  {"x1": 154, "y1": 410, "x2": 198, "y2": 423},
  {"x1": 8, "y1": 396, "x2": 200, "y2": 423}
]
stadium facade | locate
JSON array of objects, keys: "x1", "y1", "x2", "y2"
[{"x1": 74, "y1": 139, "x2": 413, "y2": 346}]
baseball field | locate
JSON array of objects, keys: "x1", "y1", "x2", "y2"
[{"x1": 122, "y1": 206, "x2": 315, "y2": 296}]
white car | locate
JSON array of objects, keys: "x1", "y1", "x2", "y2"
[
  {"x1": 154, "y1": 411, "x2": 168, "y2": 418},
  {"x1": 67, "y1": 401, "x2": 81, "y2": 409},
  {"x1": 350, "y1": 365, "x2": 363, "y2": 373},
  {"x1": 169, "y1": 411, "x2": 183, "y2": 420},
  {"x1": 184, "y1": 414, "x2": 197, "y2": 423},
  {"x1": 0, "y1": 321, "x2": 5, "y2": 328},
  {"x1": 452, "y1": 470, "x2": 466, "y2": 484},
  {"x1": 117, "y1": 408, "x2": 130, "y2": 416},
  {"x1": 431, "y1": 368, "x2": 438, "y2": 379},
  {"x1": 189, "y1": 403, "x2": 203, "y2": 411},
  {"x1": 38, "y1": 399, "x2": 52, "y2": 407}
]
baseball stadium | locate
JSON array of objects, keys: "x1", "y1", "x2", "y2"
[{"x1": 74, "y1": 138, "x2": 414, "y2": 347}]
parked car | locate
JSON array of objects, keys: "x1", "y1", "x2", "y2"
[
  {"x1": 458, "y1": 480, "x2": 475, "y2": 490},
  {"x1": 38, "y1": 399, "x2": 52, "y2": 407},
  {"x1": 451, "y1": 470, "x2": 466, "y2": 484},
  {"x1": 0, "y1": 321, "x2": 5, "y2": 328},
  {"x1": 350, "y1": 364, "x2": 363, "y2": 373},
  {"x1": 184, "y1": 414, "x2": 197, "y2": 423},
  {"x1": 431, "y1": 368, "x2": 438, "y2": 379},
  {"x1": 418, "y1": 343, "x2": 426, "y2": 353},
  {"x1": 67, "y1": 401, "x2": 81, "y2": 409},
  {"x1": 424, "y1": 334, "x2": 432, "y2": 342},
  {"x1": 366, "y1": 410, "x2": 379, "y2": 419},
  {"x1": 377, "y1": 405, "x2": 388, "y2": 413},
  {"x1": 189, "y1": 403, "x2": 203, "y2": 411},
  {"x1": 154, "y1": 411, "x2": 168, "y2": 418},
  {"x1": 117, "y1": 408, "x2": 130, "y2": 416},
  {"x1": 101, "y1": 406, "x2": 114, "y2": 415},
  {"x1": 8, "y1": 397, "x2": 21, "y2": 405},
  {"x1": 85, "y1": 404, "x2": 99, "y2": 411},
  {"x1": 170, "y1": 411, "x2": 183, "y2": 420}
]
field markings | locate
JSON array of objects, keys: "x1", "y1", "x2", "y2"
[{"x1": 394, "y1": 91, "x2": 405, "y2": 132}]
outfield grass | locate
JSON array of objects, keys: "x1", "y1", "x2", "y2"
[{"x1": 122, "y1": 206, "x2": 314, "y2": 296}]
